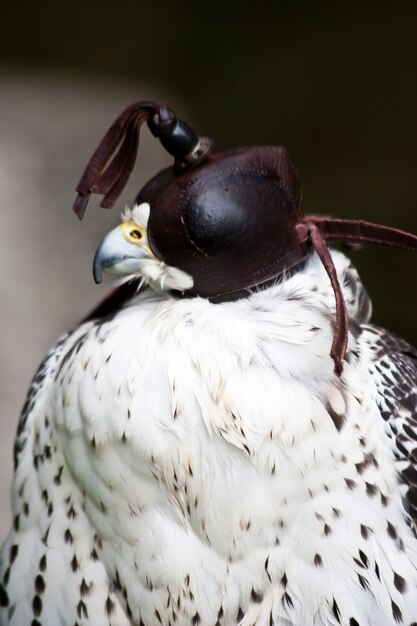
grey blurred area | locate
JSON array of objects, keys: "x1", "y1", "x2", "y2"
[{"x1": 0, "y1": 73, "x2": 178, "y2": 541}]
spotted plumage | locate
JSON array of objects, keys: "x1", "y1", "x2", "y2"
[{"x1": 1, "y1": 245, "x2": 417, "y2": 625}]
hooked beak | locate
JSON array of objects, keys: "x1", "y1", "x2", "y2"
[{"x1": 93, "y1": 225, "x2": 154, "y2": 284}]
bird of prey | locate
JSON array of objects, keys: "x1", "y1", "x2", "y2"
[{"x1": 1, "y1": 101, "x2": 417, "y2": 626}]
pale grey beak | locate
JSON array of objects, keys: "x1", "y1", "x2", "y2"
[{"x1": 93, "y1": 225, "x2": 152, "y2": 284}]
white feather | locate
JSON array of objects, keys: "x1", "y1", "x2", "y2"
[{"x1": 2, "y1": 250, "x2": 417, "y2": 625}]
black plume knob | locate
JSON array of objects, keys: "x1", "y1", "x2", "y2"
[{"x1": 147, "y1": 108, "x2": 214, "y2": 173}]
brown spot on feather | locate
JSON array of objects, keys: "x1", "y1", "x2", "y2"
[
  {"x1": 326, "y1": 402, "x2": 345, "y2": 432},
  {"x1": 393, "y1": 572, "x2": 407, "y2": 593}
]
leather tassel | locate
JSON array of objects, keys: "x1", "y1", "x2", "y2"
[{"x1": 73, "y1": 102, "x2": 160, "y2": 219}]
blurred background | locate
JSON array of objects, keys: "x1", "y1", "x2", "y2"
[{"x1": 0, "y1": 2, "x2": 416, "y2": 540}]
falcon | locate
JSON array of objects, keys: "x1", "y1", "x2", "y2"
[{"x1": 1, "y1": 101, "x2": 417, "y2": 626}]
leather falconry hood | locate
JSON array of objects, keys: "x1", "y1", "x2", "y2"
[{"x1": 74, "y1": 100, "x2": 417, "y2": 376}]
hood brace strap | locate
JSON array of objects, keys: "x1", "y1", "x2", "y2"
[{"x1": 297, "y1": 216, "x2": 417, "y2": 375}]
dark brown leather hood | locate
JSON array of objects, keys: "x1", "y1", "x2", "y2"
[{"x1": 136, "y1": 146, "x2": 307, "y2": 300}]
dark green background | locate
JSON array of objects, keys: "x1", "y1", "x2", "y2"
[{"x1": 1, "y1": 1, "x2": 416, "y2": 343}]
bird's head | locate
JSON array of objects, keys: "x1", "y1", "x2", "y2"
[
  {"x1": 74, "y1": 100, "x2": 417, "y2": 374},
  {"x1": 92, "y1": 202, "x2": 193, "y2": 291},
  {"x1": 89, "y1": 135, "x2": 306, "y2": 302}
]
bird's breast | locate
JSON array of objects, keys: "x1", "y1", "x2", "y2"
[{"x1": 50, "y1": 288, "x2": 417, "y2": 625}]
